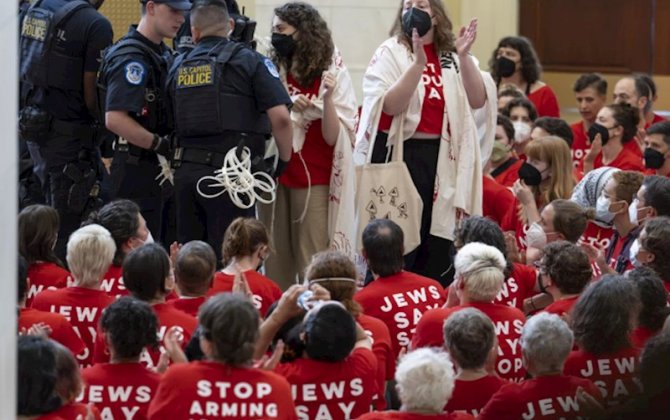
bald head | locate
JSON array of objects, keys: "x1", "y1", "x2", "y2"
[{"x1": 191, "y1": 0, "x2": 232, "y2": 41}]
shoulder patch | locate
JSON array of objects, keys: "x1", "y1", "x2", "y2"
[
  {"x1": 263, "y1": 58, "x2": 280, "y2": 79},
  {"x1": 124, "y1": 61, "x2": 145, "y2": 85}
]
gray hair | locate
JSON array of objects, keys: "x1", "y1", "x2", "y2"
[
  {"x1": 396, "y1": 348, "x2": 456, "y2": 413},
  {"x1": 443, "y1": 308, "x2": 495, "y2": 370},
  {"x1": 521, "y1": 312, "x2": 573, "y2": 375},
  {"x1": 66, "y1": 224, "x2": 115, "y2": 287},
  {"x1": 454, "y1": 242, "x2": 506, "y2": 302}
]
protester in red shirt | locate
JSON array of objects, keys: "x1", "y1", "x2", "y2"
[
  {"x1": 490, "y1": 114, "x2": 523, "y2": 188},
  {"x1": 482, "y1": 176, "x2": 515, "y2": 231},
  {"x1": 148, "y1": 293, "x2": 297, "y2": 419},
  {"x1": 81, "y1": 297, "x2": 161, "y2": 420},
  {"x1": 32, "y1": 224, "x2": 116, "y2": 367},
  {"x1": 501, "y1": 97, "x2": 536, "y2": 159},
  {"x1": 479, "y1": 313, "x2": 603, "y2": 419},
  {"x1": 571, "y1": 74, "x2": 608, "y2": 168},
  {"x1": 443, "y1": 308, "x2": 506, "y2": 416},
  {"x1": 209, "y1": 217, "x2": 282, "y2": 316},
  {"x1": 413, "y1": 242, "x2": 526, "y2": 382},
  {"x1": 354, "y1": 219, "x2": 446, "y2": 359},
  {"x1": 18, "y1": 256, "x2": 85, "y2": 356},
  {"x1": 634, "y1": 216, "x2": 670, "y2": 296},
  {"x1": 359, "y1": 348, "x2": 474, "y2": 420},
  {"x1": 19, "y1": 205, "x2": 70, "y2": 307},
  {"x1": 168, "y1": 240, "x2": 216, "y2": 317},
  {"x1": 84, "y1": 199, "x2": 153, "y2": 298},
  {"x1": 490, "y1": 36, "x2": 560, "y2": 118},
  {"x1": 644, "y1": 122, "x2": 670, "y2": 177},
  {"x1": 260, "y1": 2, "x2": 358, "y2": 290},
  {"x1": 613, "y1": 74, "x2": 665, "y2": 131},
  {"x1": 627, "y1": 268, "x2": 670, "y2": 349},
  {"x1": 537, "y1": 242, "x2": 592, "y2": 317},
  {"x1": 453, "y1": 216, "x2": 536, "y2": 311},
  {"x1": 631, "y1": 176, "x2": 670, "y2": 227},
  {"x1": 304, "y1": 250, "x2": 393, "y2": 411},
  {"x1": 564, "y1": 275, "x2": 642, "y2": 408},
  {"x1": 622, "y1": 333, "x2": 670, "y2": 417},
  {"x1": 18, "y1": 335, "x2": 64, "y2": 418},
  {"x1": 582, "y1": 104, "x2": 645, "y2": 174},
  {"x1": 95, "y1": 243, "x2": 198, "y2": 369}
]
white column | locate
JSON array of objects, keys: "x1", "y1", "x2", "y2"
[{"x1": 2, "y1": 0, "x2": 18, "y2": 417}]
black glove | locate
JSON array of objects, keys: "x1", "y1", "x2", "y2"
[
  {"x1": 151, "y1": 133, "x2": 172, "y2": 157},
  {"x1": 273, "y1": 158, "x2": 289, "y2": 178}
]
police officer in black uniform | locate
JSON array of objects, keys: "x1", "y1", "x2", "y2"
[
  {"x1": 19, "y1": 0, "x2": 112, "y2": 260},
  {"x1": 98, "y1": 0, "x2": 189, "y2": 243},
  {"x1": 167, "y1": 0, "x2": 293, "y2": 263}
]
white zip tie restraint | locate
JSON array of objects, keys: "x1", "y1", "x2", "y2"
[
  {"x1": 155, "y1": 155, "x2": 174, "y2": 186},
  {"x1": 196, "y1": 146, "x2": 276, "y2": 209}
]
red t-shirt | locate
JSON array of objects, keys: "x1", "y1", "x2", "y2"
[
  {"x1": 527, "y1": 85, "x2": 560, "y2": 118},
  {"x1": 445, "y1": 376, "x2": 507, "y2": 417},
  {"x1": 81, "y1": 362, "x2": 160, "y2": 420},
  {"x1": 354, "y1": 271, "x2": 446, "y2": 359},
  {"x1": 630, "y1": 326, "x2": 657, "y2": 349},
  {"x1": 412, "y1": 302, "x2": 526, "y2": 382},
  {"x1": 357, "y1": 313, "x2": 394, "y2": 410},
  {"x1": 570, "y1": 121, "x2": 590, "y2": 168},
  {"x1": 494, "y1": 263, "x2": 537, "y2": 310},
  {"x1": 275, "y1": 347, "x2": 377, "y2": 420},
  {"x1": 148, "y1": 361, "x2": 297, "y2": 419},
  {"x1": 479, "y1": 375, "x2": 602, "y2": 420},
  {"x1": 99, "y1": 264, "x2": 129, "y2": 298},
  {"x1": 590, "y1": 146, "x2": 645, "y2": 172},
  {"x1": 542, "y1": 296, "x2": 579, "y2": 317},
  {"x1": 358, "y1": 412, "x2": 474, "y2": 420},
  {"x1": 564, "y1": 347, "x2": 641, "y2": 407},
  {"x1": 166, "y1": 296, "x2": 207, "y2": 318},
  {"x1": 26, "y1": 262, "x2": 70, "y2": 308},
  {"x1": 579, "y1": 222, "x2": 615, "y2": 252},
  {"x1": 36, "y1": 403, "x2": 101, "y2": 420},
  {"x1": 482, "y1": 176, "x2": 516, "y2": 231},
  {"x1": 280, "y1": 74, "x2": 333, "y2": 188},
  {"x1": 209, "y1": 270, "x2": 282, "y2": 318},
  {"x1": 415, "y1": 44, "x2": 445, "y2": 135},
  {"x1": 19, "y1": 308, "x2": 86, "y2": 356},
  {"x1": 492, "y1": 158, "x2": 523, "y2": 188},
  {"x1": 32, "y1": 286, "x2": 114, "y2": 367},
  {"x1": 645, "y1": 113, "x2": 666, "y2": 129},
  {"x1": 93, "y1": 302, "x2": 197, "y2": 369}
]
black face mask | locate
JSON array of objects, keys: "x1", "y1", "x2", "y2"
[
  {"x1": 271, "y1": 32, "x2": 296, "y2": 58},
  {"x1": 402, "y1": 7, "x2": 433, "y2": 38},
  {"x1": 644, "y1": 148, "x2": 666, "y2": 169},
  {"x1": 588, "y1": 122, "x2": 611, "y2": 146},
  {"x1": 518, "y1": 162, "x2": 543, "y2": 186},
  {"x1": 497, "y1": 56, "x2": 516, "y2": 78}
]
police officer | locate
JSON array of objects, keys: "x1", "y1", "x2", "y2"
[
  {"x1": 167, "y1": 0, "x2": 292, "y2": 263},
  {"x1": 19, "y1": 0, "x2": 112, "y2": 260},
  {"x1": 99, "y1": 0, "x2": 189, "y2": 244}
]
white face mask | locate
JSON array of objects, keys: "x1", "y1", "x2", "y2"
[
  {"x1": 145, "y1": 231, "x2": 154, "y2": 244},
  {"x1": 526, "y1": 222, "x2": 548, "y2": 250},
  {"x1": 629, "y1": 239, "x2": 643, "y2": 268},
  {"x1": 596, "y1": 195, "x2": 616, "y2": 224},
  {"x1": 513, "y1": 121, "x2": 532, "y2": 143},
  {"x1": 628, "y1": 199, "x2": 639, "y2": 226}
]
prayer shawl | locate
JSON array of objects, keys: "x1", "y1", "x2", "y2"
[
  {"x1": 281, "y1": 48, "x2": 359, "y2": 260},
  {"x1": 354, "y1": 37, "x2": 497, "y2": 241}
]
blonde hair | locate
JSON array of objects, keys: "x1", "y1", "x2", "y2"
[
  {"x1": 66, "y1": 224, "x2": 115, "y2": 288},
  {"x1": 525, "y1": 136, "x2": 575, "y2": 206},
  {"x1": 455, "y1": 242, "x2": 506, "y2": 302}
]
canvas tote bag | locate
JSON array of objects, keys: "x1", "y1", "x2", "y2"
[{"x1": 355, "y1": 119, "x2": 423, "y2": 254}]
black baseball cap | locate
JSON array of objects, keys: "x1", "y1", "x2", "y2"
[{"x1": 141, "y1": 0, "x2": 192, "y2": 11}]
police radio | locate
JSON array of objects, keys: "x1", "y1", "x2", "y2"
[{"x1": 230, "y1": 7, "x2": 257, "y2": 50}]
